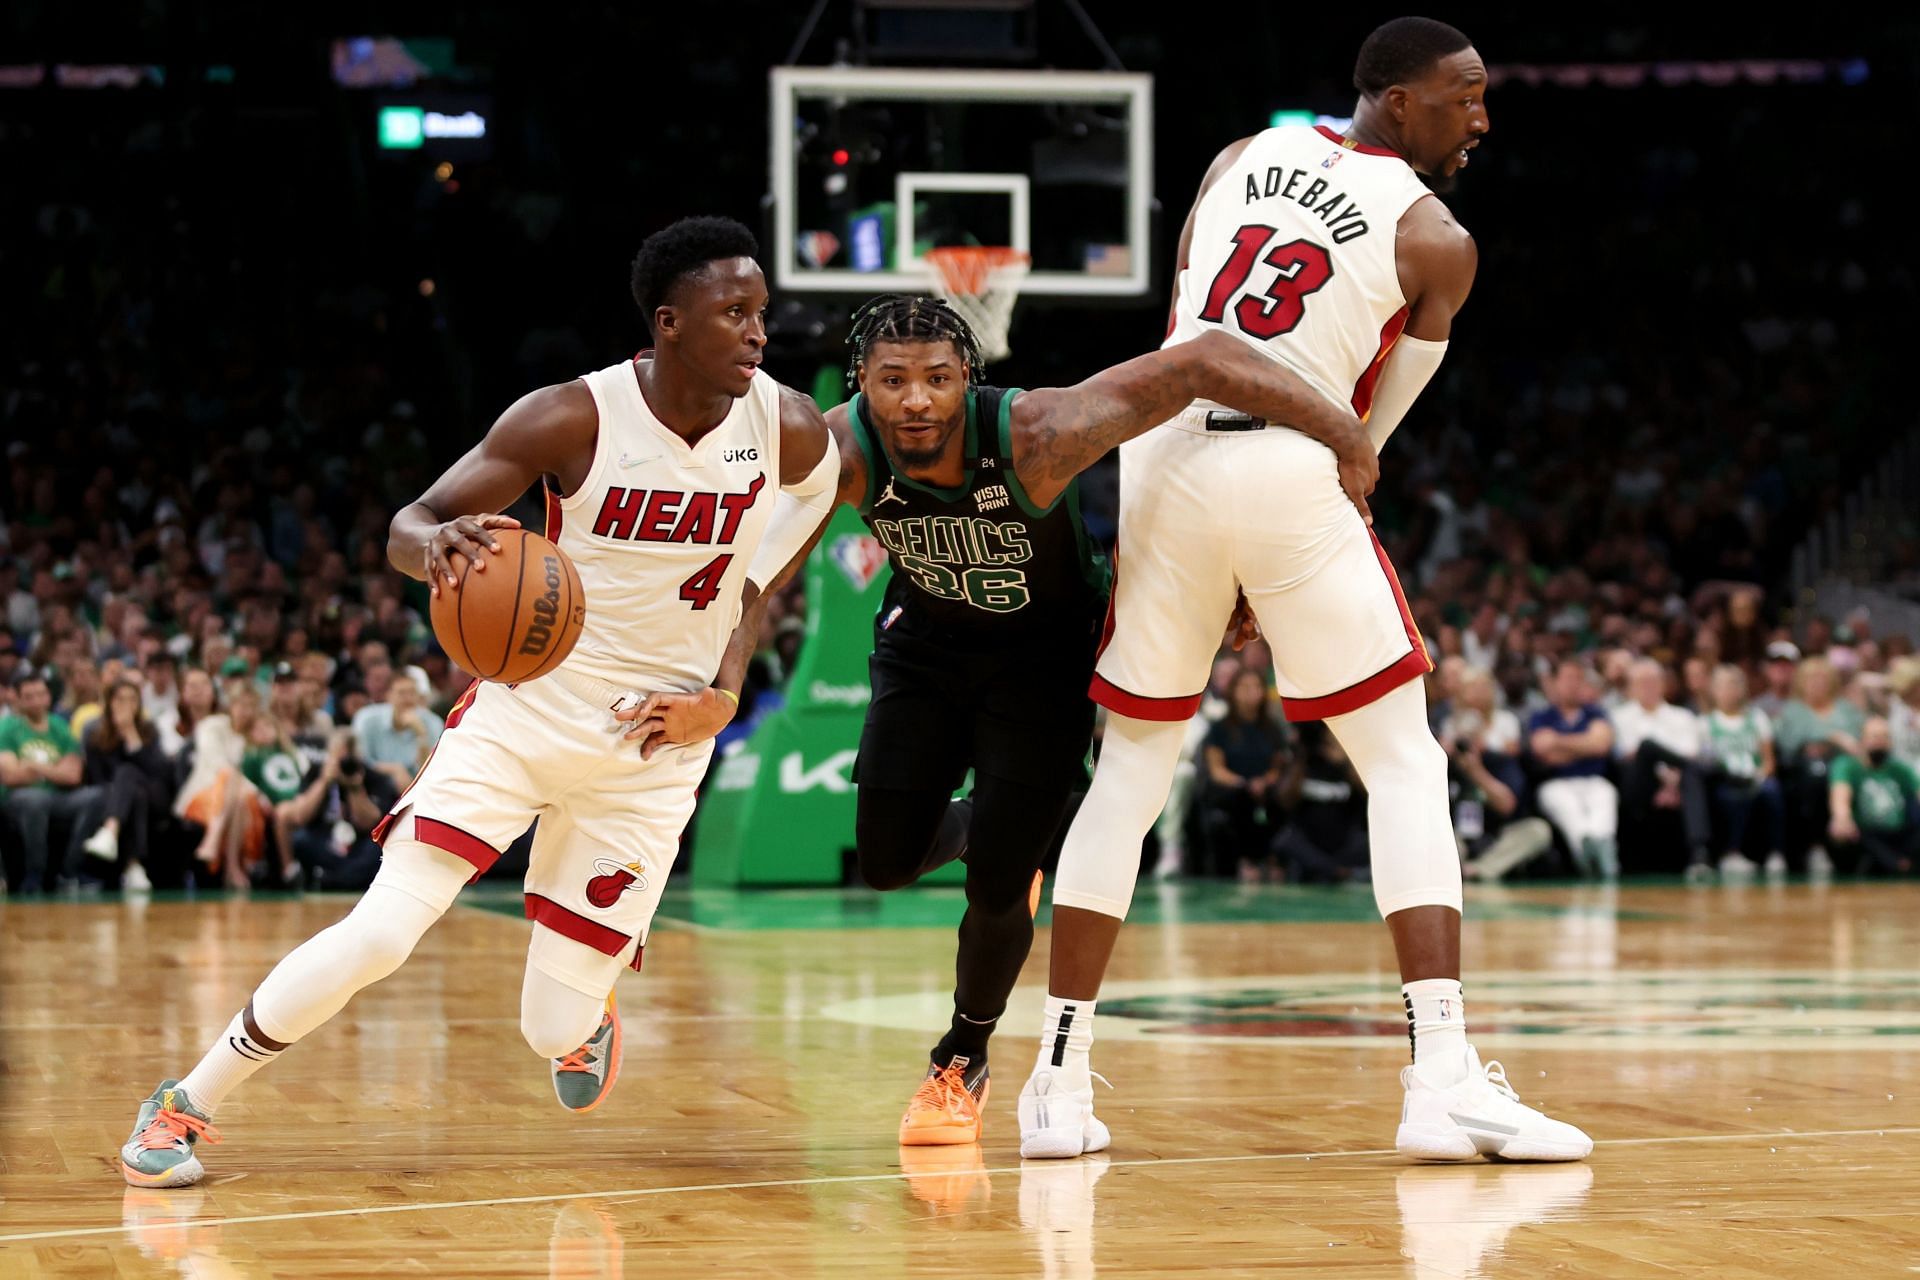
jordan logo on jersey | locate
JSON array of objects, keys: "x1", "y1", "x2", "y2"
[
  {"x1": 875, "y1": 478, "x2": 907, "y2": 507},
  {"x1": 590, "y1": 474, "x2": 766, "y2": 544}
]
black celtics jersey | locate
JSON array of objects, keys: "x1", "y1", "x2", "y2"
[{"x1": 850, "y1": 384, "x2": 1110, "y2": 643}]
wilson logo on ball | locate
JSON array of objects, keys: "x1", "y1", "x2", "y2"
[{"x1": 519, "y1": 556, "x2": 563, "y2": 655}]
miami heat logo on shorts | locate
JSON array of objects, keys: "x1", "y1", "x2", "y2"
[{"x1": 585, "y1": 857, "x2": 649, "y2": 908}]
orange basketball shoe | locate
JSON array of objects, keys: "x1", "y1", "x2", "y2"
[{"x1": 899, "y1": 1057, "x2": 990, "y2": 1146}]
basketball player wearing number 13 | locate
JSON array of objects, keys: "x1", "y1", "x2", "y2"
[
  {"x1": 1020, "y1": 18, "x2": 1593, "y2": 1162},
  {"x1": 120, "y1": 217, "x2": 844, "y2": 1187}
]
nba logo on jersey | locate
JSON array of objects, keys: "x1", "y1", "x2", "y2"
[
  {"x1": 831, "y1": 533, "x2": 889, "y2": 591},
  {"x1": 1322, "y1": 149, "x2": 1345, "y2": 170}
]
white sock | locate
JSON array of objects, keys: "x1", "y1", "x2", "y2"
[
  {"x1": 178, "y1": 1011, "x2": 285, "y2": 1115},
  {"x1": 1403, "y1": 979, "x2": 1469, "y2": 1087},
  {"x1": 1036, "y1": 995, "x2": 1097, "y2": 1072}
]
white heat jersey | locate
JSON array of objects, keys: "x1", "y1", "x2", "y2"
[
  {"x1": 1167, "y1": 124, "x2": 1435, "y2": 420},
  {"x1": 548, "y1": 359, "x2": 782, "y2": 693}
]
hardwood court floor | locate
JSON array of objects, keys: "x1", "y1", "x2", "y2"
[{"x1": 2, "y1": 879, "x2": 1917, "y2": 1277}]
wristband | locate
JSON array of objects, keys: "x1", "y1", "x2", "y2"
[{"x1": 715, "y1": 687, "x2": 740, "y2": 707}]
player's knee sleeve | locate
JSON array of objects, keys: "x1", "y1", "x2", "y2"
[
  {"x1": 249, "y1": 877, "x2": 453, "y2": 1044},
  {"x1": 1324, "y1": 680, "x2": 1462, "y2": 917},
  {"x1": 519, "y1": 966, "x2": 613, "y2": 1059},
  {"x1": 1051, "y1": 714, "x2": 1189, "y2": 921}
]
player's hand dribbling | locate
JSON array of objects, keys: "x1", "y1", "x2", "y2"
[
  {"x1": 615, "y1": 688, "x2": 738, "y2": 760},
  {"x1": 425, "y1": 514, "x2": 522, "y2": 598}
]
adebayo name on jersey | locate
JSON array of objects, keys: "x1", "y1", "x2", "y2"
[{"x1": 1244, "y1": 167, "x2": 1372, "y2": 244}]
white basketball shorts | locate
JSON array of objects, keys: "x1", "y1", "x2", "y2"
[
  {"x1": 1091, "y1": 413, "x2": 1431, "y2": 722},
  {"x1": 372, "y1": 672, "x2": 713, "y2": 987}
]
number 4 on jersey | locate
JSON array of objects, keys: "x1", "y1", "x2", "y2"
[
  {"x1": 679, "y1": 554, "x2": 732, "y2": 611},
  {"x1": 1198, "y1": 225, "x2": 1335, "y2": 340}
]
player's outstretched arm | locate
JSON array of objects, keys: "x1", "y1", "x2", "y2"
[
  {"x1": 387, "y1": 381, "x2": 598, "y2": 598},
  {"x1": 1008, "y1": 329, "x2": 1375, "y2": 517}
]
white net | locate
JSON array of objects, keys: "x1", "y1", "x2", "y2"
[{"x1": 923, "y1": 247, "x2": 1030, "y2": 361}]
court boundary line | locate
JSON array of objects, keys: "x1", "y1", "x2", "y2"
[{"x1": 7, "y1": 1125, "x2": 1916, "y2": 1245}]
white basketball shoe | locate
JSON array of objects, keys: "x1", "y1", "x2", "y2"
[
  {"x1": 1396, "y1": 1045, "x2": 1592, "y2": 1162},
  {"x1": 1017, "y1": 1058, "x2": 1112, "y2": 1159}
]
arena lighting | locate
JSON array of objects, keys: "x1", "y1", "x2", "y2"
[
  {"x1": 1488, "y1": 57, "x2": 1867, "y2": 88},
  {"x1": 1269, "y1": 110, "x2": 1354, "y2": 131}
]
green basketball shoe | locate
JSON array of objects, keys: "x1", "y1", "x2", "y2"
[
  {"x1": 551, "y1": 995, "x2": 622, "y2": 1113},
  {"x1": 121, "y1": 1081, "x2": 220, "y2": 1188}
]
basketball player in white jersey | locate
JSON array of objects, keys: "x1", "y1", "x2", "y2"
[
  {"x1": 1019, "y1": 18, "x2": 1592, "y2": 1163},
  {"x1": 120, "y1": 217, "x2": 843, "y2": 1187}
]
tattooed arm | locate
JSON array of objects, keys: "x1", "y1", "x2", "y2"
[{"x1": 1008, "y1": 329, "x2": 1377, "y2": 519}]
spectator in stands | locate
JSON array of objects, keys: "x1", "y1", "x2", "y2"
[
  {"x1": 1, "y1": 670, "x2": 100, "y2": 893},
  {"x1": 274, "y1": 729, "x2": 400, "y2": 891},
  {"x1": 159, "y1": 666, "x2": 219, "y2": 758},
  {"x1": 1700, "y1": 664, "x2": 1786, "y2": 879},
  {"x1": 80, "y1": 679, "x2": 172, "y2": 891},
  {"x1": 1199, "y1": 668, "x2": 1292, "y2": 882},
  {"x1": 241, "y1": 707, "x2": 311, "y2": 886},
  {"x1": 1461, "y1": 602, "x2": 1504, "y2": 671},
  {"x1": 1755, "y1": 641, "x2": 1800, "y2": 720},
  {"x1": 351, "y1": 674, "x2": 443, "y2": 793},
  {"x1": 1273, "y1": 722, "x2": 1369, "y2": 885},
  {"x1": 1612, "y1": 657, "x2": 1712, "y2": 875},
  {"x1": 1442, "y1": 667, "x2": 1553, "y2": 882},
  {"x1": 1828, "y1": 717, "x2": 1919, "y2": 876},
  {"x1": 0, "y1": 627, "x2": 20, "y2": 691},
  {"x1": 1776, "y1": 655, "x2": 1864, "y2": 873},
  {"x1": 1528, "y1": 659, "x2": 1619, "y2": 878},
  {"x1": 141, "y1": 649, "x2": 180, "y2": 727},
  {"x1": 267, "y1": 662, "x2": 332, "y2": 745},
  {"x1": 1152, "y1": 655, "x2": 1238, "y2": 881},
  {"x1": 60, "y1": 658, "x2": 105, "y2": 743},
  {"x1": 175, "y1": 681, "x2": 265, "y2": 888},
  {"x1": 1889, "y1": 657, "x2": 1920, "y2": 771}
]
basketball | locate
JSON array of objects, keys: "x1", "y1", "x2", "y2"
[{"x1": 429, "y1": 528, "x2": 586, "y2": 683}]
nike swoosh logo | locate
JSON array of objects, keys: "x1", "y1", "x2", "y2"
[
  {"x1": 618, "y1": 452, "x2": 661, "y2": 468},
  {"x1": 1448, "y1": 1112, "x2": 1520, "y2": 1135}
]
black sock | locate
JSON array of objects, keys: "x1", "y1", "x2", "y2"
[{"x1": 932, "y1": 1007, "x2": 998, "y2": 1068}]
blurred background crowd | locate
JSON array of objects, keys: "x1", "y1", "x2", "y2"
[{"x1": 4, "y1": 7, "x2": 1914, "y2": 896}]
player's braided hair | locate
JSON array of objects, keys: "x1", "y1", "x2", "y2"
[{"x1": 845, "y1": 294, "x2": 985, "y2": 390}]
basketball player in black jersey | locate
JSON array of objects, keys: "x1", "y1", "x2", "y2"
[{"x1": 743, "y1": 296, "x2": 1374, "y2": 1145}]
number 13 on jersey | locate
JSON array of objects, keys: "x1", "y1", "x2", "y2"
[{"x1": 1197, "y1": 225, "x2": 1336, "y2": 340}]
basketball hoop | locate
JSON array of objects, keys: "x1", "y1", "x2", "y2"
[{"x1": 923, "y1": 246, "x2": 1029, "y2": 362}]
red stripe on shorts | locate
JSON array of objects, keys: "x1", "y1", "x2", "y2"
[
  {"x1": 525, "y1": 892, "x2": 640, "y2": 967},
  {"x1": 370, "y1": 681, "x2": 482, "y2": 847},
  {"x1": 1280, "y1": 532, "x2": 1432, "y2": 722},
  {"x1": 413, "y1": 817, "x2": 503, "y2": 875},
  {"x1": 1089, "y1": 672, "x2": 1203, "y2": 722}
]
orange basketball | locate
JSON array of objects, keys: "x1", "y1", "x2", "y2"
[{"x1": 430, "y1": 528, "x2": 586, "y2": 683}]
